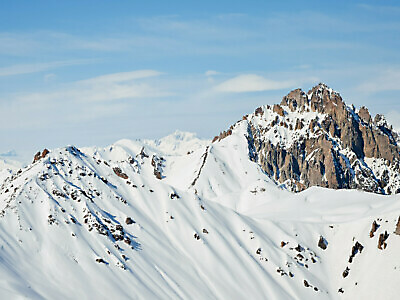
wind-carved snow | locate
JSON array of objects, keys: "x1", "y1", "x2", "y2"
[{"x1": 0, "y1": 128, "x2": 399, "y2": 299}]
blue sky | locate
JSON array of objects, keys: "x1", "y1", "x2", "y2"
[{"x1": 1, "y1": 0, "x2": 400, "y2": 161}]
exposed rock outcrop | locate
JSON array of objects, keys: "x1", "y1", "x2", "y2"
[
  {"x1": 151, "y1": 155, "x2": 165, "y2": 180},
  {"x1": 113, "y1": 167, "x2": 128, "y2": 179},
  {"x1": 349, "y1": 241, "x2": 363, "y2": 263},
  {"x1": 378, "y1": 231, "x2": 389, "y2": 250},
  {"x1": 395, "y1": 217, "x2": 400, "y2": 235},
  {"x1": 370, "y1": 220, "x2": 379, "y2": 238},
  {"x1": 33, "y1": 149, "x2": 50, "y2": 163}
]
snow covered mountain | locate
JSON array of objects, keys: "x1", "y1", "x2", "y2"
[{"x1": 0, "y1": 85, "x2": 400, "y2": 299}]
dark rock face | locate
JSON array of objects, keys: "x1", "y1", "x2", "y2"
[
  {"x1": 370, "y1": 220, "x2": 379, "y2": 238},
  {"x1": 395, "y1": 217, "x2": 400, "y2": 235},
  {"x1": 378, "y1": 231, "x2": 390, "y2": 250},
  {"x1": 241, "y1": 83, "x2": 400, "y2": 194},
  {"x1": 349, "y1": 241, "x2": 363, "y2": 263}
]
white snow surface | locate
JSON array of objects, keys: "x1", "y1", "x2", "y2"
[{"x1": 0, "y1": 131, "x2": 399, "y2": 299}]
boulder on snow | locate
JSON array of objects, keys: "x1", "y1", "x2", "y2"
[
  {"x1": 318, "y1": 236, "x2": 328, "y2": 250},
  {"x1": 96, "y1": 258, "x2": 107, "y2": 264},
  {"x1": 125, "y1": 217, "x2": 135, "y2": 225},
  {"x1": 113, "y1": 167, "x2": 128, "y2": 179},
  {"x1": 342, "y1": 267, "x2": 350, "y2": 278}
]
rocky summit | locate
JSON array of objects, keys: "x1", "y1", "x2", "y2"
[{"x1": 214, "y1": 83, "x2": 400, "y2": 194}]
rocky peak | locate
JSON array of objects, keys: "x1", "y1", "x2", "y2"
[
  {"x1": 280, "y1": 83, "x2": 345, "y2": 115},
  {"x1": 280, "y1": 88, "x2": 308, "y2": 112},
  {"x1": 218, "y1": 84, "x2": 400, "y2": 194},
  {"x1": 307, "y1": 83, "x2": 344, "y2": 113},
  {"x1": 359, "y1": 106, "x2": 372, "y2": 124}
]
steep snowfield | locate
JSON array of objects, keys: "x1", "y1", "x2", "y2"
[{"x1": 0, "y1": 131, "x2": 399, "y2": 299}]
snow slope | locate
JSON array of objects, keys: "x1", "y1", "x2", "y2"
[
  {"x1": 0, "y1": 156, "x2": 22, "y2": 185},
  {"x1": 0, "y1": 131, "x2": 399, "y2": 299}
]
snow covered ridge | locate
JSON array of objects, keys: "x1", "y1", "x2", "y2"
[
  {"x1": 0, "y1": 84, "x2": 400, "y2": 299},
  {"x1": 214, "y1": 83, "x2": 400, "y2": 194},
  {"x1": 1, "y1": 133, "x2": 400, "y2": 299}
]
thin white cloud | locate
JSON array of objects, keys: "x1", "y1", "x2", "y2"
[
  {"x1": 205, "y1": 70, "x2": 219, "y2": 76},
  {"x1": 215, "y1": 74, "x2": 300, "y2": 93},
  {"x1": 357, "y1": 4, "x2": 400, "y2": 14},
  {"x1": 79, "y1": 70, "x2": 162, "y2": 84},
  {"x1": 0, "y1": 59, "x2": 98, "y2": 77},
  {"x1": 43, "y1": 73, "x2": 57, "y2": 82},
  {"x1": 14, "y1": 69, "x2": 169, "y2": 104},
  {"x1": 356, "y1": 69, "x2": 400, "y2": 92}
]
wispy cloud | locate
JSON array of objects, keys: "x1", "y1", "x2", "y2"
[
  {"x1": 79, "y1": 70, "x2": 162, "y2": 84},
  {"x1": 358, "y1": 3, "x2": 400, "y2": 14},
  {"x1": 205, "y1": 70, "x2": 219, "y2": 76},
  {"x1": 0, "y1": 59, "x2": 98, "y2": 77},
  {"x1": 15, "y1": 70, "x2": 168, "y2": 104},
  {"x1": 43, "y1": 73, "x2": 57, "y2": 82},
  {"x1": 356, "y1": 68, "x2": 400, "y2": 93},
  {"x1": 214, "y1": 74, "x2": 317, "y2": 93},
  {"x1": 0, "y1": 69, "x2": 171, "y2": 136}
]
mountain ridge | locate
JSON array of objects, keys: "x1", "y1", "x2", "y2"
[{"x1": 0, "y1": 84, "x2": 400, "y2": 299}]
